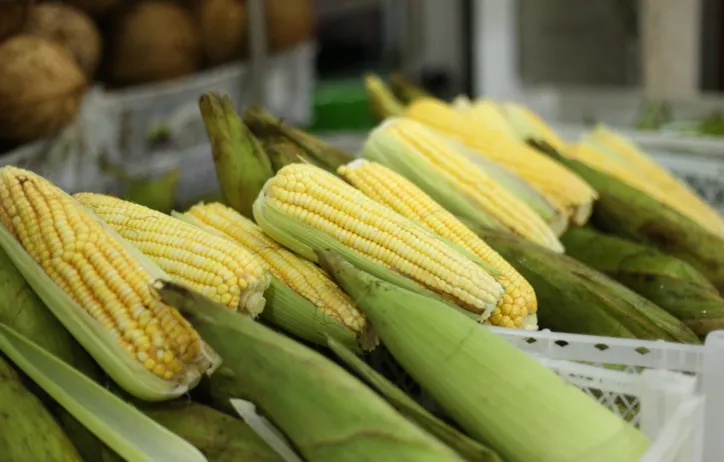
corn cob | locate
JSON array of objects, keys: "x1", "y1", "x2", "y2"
[
  {"x1": 389, "y1": 72, "x2": 432, "y2": 103},
  {"x1": 338, "y1": 159, "x2": 537, "y2": 330},
  {"x1": 583, "y1": 125, "x2": 724, "y2": 237},
  {"x1": 0, "y1": 166, "x2": 219, "y2": 400},
  {"x1": 318, "y1": 250, "x2": 652, "y2": 462},
  {"x1": 253, "y1": 163, "x2": 505, "y2": 319},
  {"x1": 156, "y1": 280, "x2": 464, "y2": 462},
  {"x1": 405, "y1": 98, "x2": 598, "y2": 225},
  {"x1": 497, "y1": 101, "x2": 569, "y2": 154},
  {"x1": 180, "y1": 201, "x2": 372, "y2": 350},
  {"x1": 452, "y1": 96, "x2": 517, "y2": 138},
  {"x1": 363, "y1": 117, "x2": 565, "y2": 252},
  {"x1": 73, "y1": 193, "x2": 271, "y2": 317}
]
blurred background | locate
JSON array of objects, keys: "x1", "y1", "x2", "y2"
[{"x1": 1, "y1": 0, "x2": 723, "y2": 209}]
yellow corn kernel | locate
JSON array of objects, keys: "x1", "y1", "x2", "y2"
[
  {"x1": 73, "y1": 193, "x2": 271, "y2": 316},
  {"x1": 259, "y1": 163, "x2": 506, "y2": 316},
  {"x1": 405, "y1": 98, "x2": 597, "y2": 224},
  {"x1": 339, "y1": 159, "x2": 537, "y2": 329},
  {"x1": 183, "y1": 202, "x2": 365, "y2": 332},
  {"x1": 380, "y1": 117, "x2": 564, "y2": 252},
  {"x1": 0, "y1": 166, "x2": 212, "y2": 381}
]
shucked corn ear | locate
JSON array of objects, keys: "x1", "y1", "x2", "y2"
[
  {"x1": 405, "y1": 98, "x2": 598, "y2": 225},
  {"x1": 363, "y1": 117, "x2": 565, "y2": 252},
  {"x1": 253, "y1": 163, "x2": 506, "y2": 319},
  {"x1": 0, "y1": 166, "x2": 219, "y2": 400},
  {"x1": 74, "y1": 193, "x2": 271, "y2": 317},
  {"x1": 339, "y1": 159, "x2": 538, "y2": 330},
  {"x1": 582, "y1": 125, "x2": 724, "y2": 237},
  {"x1": 179, "y1": 202, "x2": 372, "y2": 349}
]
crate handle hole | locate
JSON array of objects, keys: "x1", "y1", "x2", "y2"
[
  {"x1": 594, "y1": 343, "x2": 610, "y2": 351},
  {"x1": 634, "y1": 347, "x2": 651, "y2": 355},
  {"x1": 554, "y1": 340, "x2": 569, "y2": 347}
]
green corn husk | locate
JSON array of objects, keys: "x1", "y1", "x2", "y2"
[
  {"x1": 243, "y1": 105, "x2": 356, "y2": 172},
  {"x1": 561, "y1": 226, "x2": 724, "y2": 336},
  {"x1": 55, "y1": 411, "x2": 123, "y2": 462},
  {"x1": 155, "y1": 280, "x2": 464, "y2": 462},
  {"x1": 0, "y1": 325, "x2": 207, "y2": 462},
  {"x1": 390, "y1": 72, "x2": 433, "y2": 103},
  {"x1": 317, "y1": 250, "x2": 652, "y2": 462},
  {"x1": 467, "y1": 225, "x2": 701, "y2": 343},
  {"x1": 143, "y1": 401, "x2": 285, "y2": 462},
  {"x1": 532, "y1": 140, "x2": 724, "y2": 292},
  {"x1": 327, "y1": 338, "x2": 502, "y2": 462},
  {"x1": 364, "y1": 73, "x2": 407, "y2": 121},
  {"x1": 0, "y1": 354, "x2": 83, "y2": 462},
  {"x1": 451, "y1": 141, "x2": 568, "y2": 235},
  {"x1": 174, "y1": 211, "x2": 375, "y2": 354},
  {"x1": 199, "y1": 92, "x2": 274, "y2": 219}
]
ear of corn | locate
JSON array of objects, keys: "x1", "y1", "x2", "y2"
[
  {"x1": 364, "y1": 73, "x2": 407, "y2": 121},
  {"x1": 326, "y1": 337, "x2": 504, "y2": 462},
  {"x1": 405, "y1": 98, "x2": 597, "y2": 225},
  {"x1": 581, "y1": 125, "x2": 724, "y2": 237},
  {"x1": 253, "y1": 163, "x2": 505, "y2": 320},
  {"x1": 362, "y1": 117, "x2": 565, "y2": 252},
  {"x1": 569, "y1": 138, "x2": 724, "y2": 238},
  {"x1": 73, "y1": 193, "x2": 271, "y2": 318},
  {"x1": 155, "y1": 280, "x2": 465, "y2": 462},
  {"x1": 453, "y1": 97, "x2": 517, "y2": 138},
  {"x1": 199, "y1": 93, "x2": 275, "y2": 219},
  {"x1": 317, "y1": 250, "x2": 652, "y2": 462},
  {"x1": 0, "y1": 325, "x2": 208, "y2": 461},
  {"x1": 389, "y1": 72, "x2": 433, "y2": 103},
  {"x1": 0, "y1": 166, "x2": 219, "y2": 400},
  {"x1": 338, "y1": 159, "x2": 538, "y2": 330},
  {"x1": 450, "y1": 140, "x2": 568, "y2": 236},
  {"x1": 541, "y1": 145, "x2": 724, "y2": 295},
  {"x1": 177, "y1": 202, "x2": 374, "y2": 352},
  {"x1": 561, "y1": 226, "x2": 724, "y2": 337},
  {"x1": 497, "y1": 101, "x2": 569, "y2": 154}
]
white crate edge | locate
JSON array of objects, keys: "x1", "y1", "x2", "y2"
[{"x1": 488, "y1": 327, "x2": 724, "y2": 462}]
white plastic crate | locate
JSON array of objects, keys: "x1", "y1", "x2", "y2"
[{"x1": 369, "y1": 327, "x2": 724, "y2": 462}]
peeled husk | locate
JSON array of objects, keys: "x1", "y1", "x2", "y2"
[
  {"x1": 24, "y1": 3, "x2": 102, "y2": 78},
  {"x1": 107, "y1": 1, "x2": 201, "y2": 86},
  {"x1": 0, "y1": 35, "x2": 86, "y2": 143},
  {"x1": 194, "y1": 0, "x2": 247, "y2": 66}
]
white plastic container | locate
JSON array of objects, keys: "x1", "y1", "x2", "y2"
[{"x1": 369, "y1": 327, "x2": 724, "y2": 462}]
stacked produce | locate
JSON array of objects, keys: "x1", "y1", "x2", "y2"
[
  {"x1": 1, "y1": 78, "x2": 722, "y2": 460},
  {"x1": 0, "y1": 0, "x2": 315, "y2": 155}
]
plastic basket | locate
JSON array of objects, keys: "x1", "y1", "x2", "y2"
[{"x1": 367, "y1": 327, "x2": 724, "y2": 462}]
